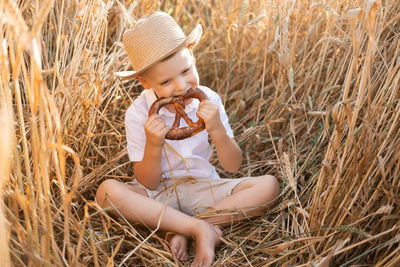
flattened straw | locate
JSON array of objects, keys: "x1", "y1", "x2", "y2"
[{"x1": 2, "y1": 0, "x2": 400, "y2": 265}]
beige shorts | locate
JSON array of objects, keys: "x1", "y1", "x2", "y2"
[{"x1": 127, "y1": 176, "x2": 247, "y2": 216}]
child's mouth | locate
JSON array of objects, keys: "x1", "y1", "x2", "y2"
[{"x1": 173, "y1": 90, "x2": 194, "y2": 105}]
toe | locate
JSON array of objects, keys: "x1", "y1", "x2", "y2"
[
  {"x1": 177, "y1": 249, "x2": 183, "y2": 261},
  {"x1": 179, "y1": 250, "x2": 188, "y2": 262},
  {"x1": 173, "y1": 248, "x2": 177, "y2": 255}
]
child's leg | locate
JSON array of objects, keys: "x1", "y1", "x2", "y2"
[
  {"x1": 96, "y1": 179, "x2": 221, "y2": 267},
  {"x1": 204, "y1": 174, "x2": 280, "y2": 226}
]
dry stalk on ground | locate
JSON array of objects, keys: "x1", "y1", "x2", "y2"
[{"x1": 0, "y1": 0, "x2": 399, "y2": 266}]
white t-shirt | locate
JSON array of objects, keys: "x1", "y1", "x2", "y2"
[{"x1": 125, "y1": 85, "x2": 234, "y2": 179}]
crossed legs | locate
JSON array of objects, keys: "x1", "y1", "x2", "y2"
[{"x1": 95, "y1": 175, "x2": 279, "y2": 267}]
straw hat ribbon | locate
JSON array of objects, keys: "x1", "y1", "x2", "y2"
[{"x1": 115, "y1": 12, "x2": 202, "y2": 79}]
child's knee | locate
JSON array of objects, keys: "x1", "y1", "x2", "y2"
[
  {"x1": 264, "y1": 175, "x2": 280, "y2": 194},
  {"x1": 96, "y1": 179, "x2": 119, "y2": 207},
  {"x1": 255, "y1": 175, "x2": 280, "y2": 202}
]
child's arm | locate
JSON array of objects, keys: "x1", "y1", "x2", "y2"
[
  {"x1": 197, "y1": 100, "x2": 242, "y2": 172},
  {"x1": 133, "y1": 114, "x2": 170, "y2": 190}
]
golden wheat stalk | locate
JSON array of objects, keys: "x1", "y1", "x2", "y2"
[{"x1": 0, "y1": 0, "x2": 399, "y2": 265}]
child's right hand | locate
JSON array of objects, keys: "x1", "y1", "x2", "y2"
[{"x1": 144, "y1": 114, "x2": 170, "y2": 147}]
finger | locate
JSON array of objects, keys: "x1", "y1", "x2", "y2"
[
  {"x1": 146, "y1": 116, "x2": 161, "y2": 127},
  {"x1": 200, "y1": 99, "x2": 213, "y2": 105},
  {"x1": 197, "y1": 109, "x2": 212, "y2": 120},
  {"x1": 148, "y1": 116, "x2": 168, "y2": 129},
  {"x1": 152, "y1": 118, "x2": 167, "y2": 128},
  {"x1": 196, "y1": 110, "x2": 206, "y2": 120},
  {"x1": 161, "y1": 124, "x2": 171, "y2": 135},
  {"x1": 198, "y1": 104, "x2": 218, "y2": 115},
  {"x1": 152, "y1": 122, "x2": 169, "y2": 134},
  {"x1": 147, "y1": 114, "x2": 160, "y2": 122},
  {"x1": 146, "y1": 121, "x2": 168, "y2": 137},
  {"x1": 177, "y1": 249, "x2": 183, "y2": 260},
  {"x1": 199, "y1": 100, "x2": 215, "y2": 108},
  {"x1": 159, "y1": 125, "x2": 171, "y2": 138},
  {"x1": 198, "y1": 101, "x2": 208, "y2": 110},
  {"x1": 148, "y1": 114, "x2": 168, "y2": 125}
]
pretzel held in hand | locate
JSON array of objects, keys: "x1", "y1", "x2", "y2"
[{"x1": 148, "y1": 88, "x2": 208, "y2": 140}]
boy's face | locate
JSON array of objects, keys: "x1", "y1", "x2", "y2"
[{"x1": 137, "y1": 47, "x2": 200, "y2": 100}]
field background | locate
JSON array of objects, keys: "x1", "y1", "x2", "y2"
[{"x1": 1, "y1": 0, "x2": 400, "y2": 266}]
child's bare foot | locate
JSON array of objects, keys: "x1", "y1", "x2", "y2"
[
  {"x1": 169, "y1": 234, "x2": 189, "y2": 262},
  {"x1": 191, "y1": 222, "x2": 222, "y2": 267}
]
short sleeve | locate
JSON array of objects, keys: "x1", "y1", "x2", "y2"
[{"x1": 125, "y1": 102, "x2": 148, "y2": 162}]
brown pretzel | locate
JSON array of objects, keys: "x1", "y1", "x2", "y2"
[{"x1": 148, "y1": 88, "x2": 208, "y2": 140}]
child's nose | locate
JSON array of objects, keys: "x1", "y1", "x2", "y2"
[{"x1": 174, "y1": 77, "x2": 186, "y2": 94}]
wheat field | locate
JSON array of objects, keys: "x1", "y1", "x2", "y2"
[{"x1": 0, "y1": 0, "x2": 399, "y2": 266}]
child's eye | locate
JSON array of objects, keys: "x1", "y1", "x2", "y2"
[
  {"x1": 182, "y1": 66, "x2": 191, "y2": 74},
  {"x1": 160, "y1": 80, "x2": 171, "y2": 86}
]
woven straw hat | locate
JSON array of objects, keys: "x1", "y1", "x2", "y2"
[{"x1": 115, "y1": 12, "x2": 202, "y2": 79}]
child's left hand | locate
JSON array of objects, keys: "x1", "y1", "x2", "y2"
[{"x1": 197, "y1": 100, "x2": 225, "y2": 137}]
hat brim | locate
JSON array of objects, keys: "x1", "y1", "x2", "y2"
[{"x1": 114, "y1": 24, "x2": 203, "y2": 79}]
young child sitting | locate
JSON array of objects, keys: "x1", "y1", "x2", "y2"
[{"x1": 96, "y1": 11, "x2": 280, "y2": 267}]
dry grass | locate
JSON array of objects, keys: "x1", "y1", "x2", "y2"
[{"x1": 1, "y1": 0, "x2": 400, "y2": 266}]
